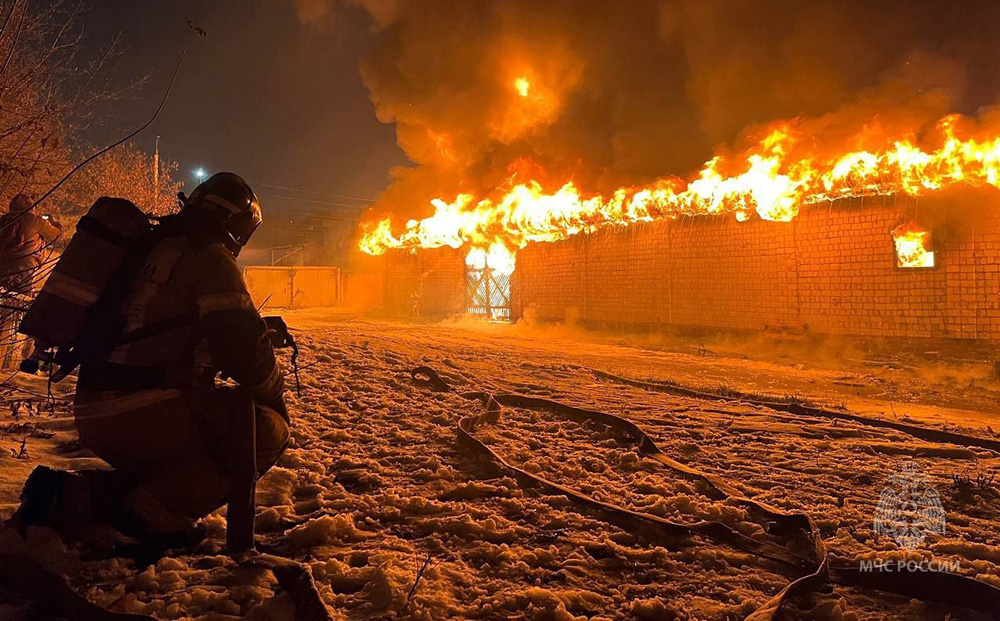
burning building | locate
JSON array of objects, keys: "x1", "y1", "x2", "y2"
[
  {"x1": 343, "y1": 0, "x2": 1000, "y2": 344},
  {"x1": 361, "y1": 118, "x2": 1000, "y2": 343},
  {"x1": 369, "y1": 192, "x2": 1000, "y2": 342}
]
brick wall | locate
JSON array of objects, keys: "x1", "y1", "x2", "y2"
[
  {"x1": 512, "y1": 192, "x2": 1000, "y2": 342},
  {"x1": 378, "y1": 191, "x2": 1000, "y2": 342},
  {"x1": 383, "y1": 247, "x2": 466, "y2": 317}
]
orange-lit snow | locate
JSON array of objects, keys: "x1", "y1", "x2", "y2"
[{"x1": 2, "y1": 316, "x2": 1000, "y2": 619}]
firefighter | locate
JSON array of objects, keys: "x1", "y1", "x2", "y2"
[
  {"x1": 10, "y1": 173, "x2": 289, "y2": 547},
  {"x1": 0, "y1": 193, "x2": 61, "y2": 295}
]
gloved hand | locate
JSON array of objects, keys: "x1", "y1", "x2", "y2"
[
  {"x1": 263, "y1": 316, "x2": 293, "y2": 349},
  {"x1": 262, "y1": 315, "x2": 300, "y2": 402}
]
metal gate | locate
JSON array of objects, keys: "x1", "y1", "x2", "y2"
[
  {"x1": 243, "y1": 266, "x2": 342, "y2": 310},
  {"x1": 466, "y1": 265, "x2": 512, "y2": 321}
]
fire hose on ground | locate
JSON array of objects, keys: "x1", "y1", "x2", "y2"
[
  {"x1": 587, "y1": 367, "x2": 1000, "y2": 453},
  {"x1": 409, "y1": 365, "x2": 1000, "y2": 619}
]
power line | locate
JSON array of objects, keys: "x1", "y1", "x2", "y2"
[
  {"x1": 251, "y1": 181, "x2": 375, "y2": 203},
  {"x1": 256, "y1": 192, "x2": 368, "y2": 211}
]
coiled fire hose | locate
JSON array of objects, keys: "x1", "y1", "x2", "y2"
[{"x1": 410, "y1": 365, "x2": 1000, "y2": 619}]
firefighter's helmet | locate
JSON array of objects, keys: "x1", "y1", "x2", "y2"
[{"x1": 183, "y1": 172, "x2": 262, "y2": 255}]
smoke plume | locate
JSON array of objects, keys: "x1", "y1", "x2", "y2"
[{"x1": 290, "y1": 0, "x2": 1000, "y2": 227}]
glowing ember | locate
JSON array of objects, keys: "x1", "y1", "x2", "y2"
[
  {"x1": 891, "y1": 223, "x2": 935, "y2": 268},
  {"x1": 358, "y1": 113, "x2": 1000, "y2": 257},
  {"x1": 514, "y1": 77, "x2": 530, "y2": 97}
]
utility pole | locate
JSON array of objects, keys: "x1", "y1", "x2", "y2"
[{"x1": 152, "y1": 135, "x2": 160, "y2": 208}]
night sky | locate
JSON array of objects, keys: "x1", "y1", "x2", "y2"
[{"x1": 77, "y1": 0, "x2": 407, "y2": 245}]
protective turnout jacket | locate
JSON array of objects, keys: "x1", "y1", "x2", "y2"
[
  {"x1": 75, "y1": 231, "x2": 284, "y2": 409},
  {"x1": 71, "y1": 227, "x2": 288, "y2": 534}
]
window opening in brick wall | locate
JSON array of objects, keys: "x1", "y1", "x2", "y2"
[
  {"x1": 891, "y1": 222, "x2": 935, "y2": 268},
  {"x1": 465, "y1": 245, "x2": 514, "y2": 321}
]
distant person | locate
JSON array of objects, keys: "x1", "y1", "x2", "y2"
[
  {"x1": 0, "y1": 194, "x2": 60, "y2": 367},
  {"x1": 9, "y1": 174, "x2": 289, "y2": 550},
  {"x1": 0, "y1": 194, "x2": 61, "y2": 295}
]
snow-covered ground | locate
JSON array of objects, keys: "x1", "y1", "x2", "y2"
[{"x1": 2, "y1": 314, "x2": 1000, "y2": 619}]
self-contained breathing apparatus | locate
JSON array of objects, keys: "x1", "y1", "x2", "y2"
[
  {"x1": 13, "y1": 176, "x2": 300, "y2": 556},
  {"x1": 17, "y1": 177, "x2": 297, "y2": 389},
  {"x1": 18, "y1": 196, "x2": 153, "y2": 380}
]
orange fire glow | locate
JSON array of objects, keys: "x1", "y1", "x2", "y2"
[
  {"x1": 514, "y1": 77, "x2": 530, "y2": 97},
  {"x1": 358, "y1": 114, "x2": 1000, "y2": 258},
  {"x1": 891, "y1": 223, "x2": 935, "y2": 268},
  {"x1": 466, "y1": 242, "x2": 516, "y2": 274}
]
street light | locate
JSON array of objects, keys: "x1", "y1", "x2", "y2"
[{"x1": 194, "y1": 168, "x2": 207, "y2": 181}]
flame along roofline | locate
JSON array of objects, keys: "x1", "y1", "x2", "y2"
[{"x1": 359, "y1": 114, "x2": 1000, "y2": 258}]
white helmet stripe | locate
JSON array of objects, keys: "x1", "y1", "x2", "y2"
[{"x1": 205, "y1": 192, "x2": 242, "y2": 214}]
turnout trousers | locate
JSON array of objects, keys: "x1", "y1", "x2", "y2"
[{"x1": 70, "y1": 386, "x2": 289, "y2": 535}]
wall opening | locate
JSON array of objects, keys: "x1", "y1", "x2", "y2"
[
  {"x1": 465, "y1": 245, "x2": 514, "y2": 321},
  {"x1": 891, "y1": 222, "x2": 936, "y2": 268}
]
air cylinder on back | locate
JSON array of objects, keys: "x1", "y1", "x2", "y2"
[{"x1": 19, "y1": 197, "x2": 150, "y2": 349}]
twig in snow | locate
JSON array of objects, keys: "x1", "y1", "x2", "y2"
[
  {"x1": 10, "y1": 436, "x2": 27, "y2": 459},
  {"x1": 406, "y1": 552, "x2": 433, "y2": 604},
  {"x1": 287, "y1": 359, "x2": 321, "y2": 376},
  {"x1": 256, "y1": 293, "x2": 272, "y2": 312}
]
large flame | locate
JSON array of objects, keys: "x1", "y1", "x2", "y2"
[
  {"x1": 891, "y1": 223, "x2": 935, "y2": 268},
  {"x1": 465, "y1": 242, "x2": 516, "y2": 275},
  {"x1": 359, "y1": 114, "x2": 1000, "y2": 256}
]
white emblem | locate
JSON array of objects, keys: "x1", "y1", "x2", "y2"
[{"x1": 874, "y1": 460, "x2": 946, "y2": 550}]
